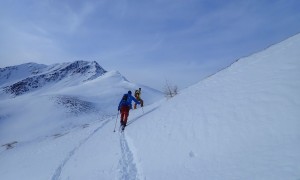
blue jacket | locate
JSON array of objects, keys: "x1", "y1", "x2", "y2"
[{"x1": 118, "y1": 93, "x2": 140, "y2": 110}]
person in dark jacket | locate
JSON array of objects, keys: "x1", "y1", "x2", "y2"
[{"x1": 118, "y1": 91, "x2": 140, "y2": 129}]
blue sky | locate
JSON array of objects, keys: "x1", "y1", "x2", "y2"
[{"x1": 1, "y1": 0, "x2": 300, "y2": 90}]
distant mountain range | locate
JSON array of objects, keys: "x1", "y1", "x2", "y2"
[{"x1": 0, "y1": 61, "x2": 106, "y2": 96}]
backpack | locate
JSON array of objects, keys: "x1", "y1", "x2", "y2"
[
  {"x1": 122, "y1": 94, "x2": 128, "y2": 101},
  {"x1": 135, "y1": 90, "x2": 140, "y2": 97},
  {"x1": 120, "y1": 94, "x2": 129, "y2": 107}
]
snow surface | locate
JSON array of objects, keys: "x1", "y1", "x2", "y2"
[{"x1": 1, "y1": 34, "x2": 300, "y2": 180}]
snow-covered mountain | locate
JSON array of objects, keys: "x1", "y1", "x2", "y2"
[
  {"x1": 1, "y1": 61, "x2": 106, "y2": 96},
  {"x1": 0, "y1": 62, "x2": 47, "y2": 86},
  {"x1": 0, "y1": 60, "x2": 163, "y2": 153},
  {"x1": 1, "y1": 34, "x2": 300, "y2": 180}
]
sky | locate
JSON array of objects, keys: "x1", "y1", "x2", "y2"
[{"x1": 1, "y1": 0, "x2": 300, "y2": 90}]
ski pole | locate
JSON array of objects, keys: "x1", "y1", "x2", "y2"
[{"x1": 113, "y1": 111, "x2": 119, "y2": 132}]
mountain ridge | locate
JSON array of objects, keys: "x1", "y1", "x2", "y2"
[{"x1": 1, "y1": 60, "x2": 107, "y2": 96}]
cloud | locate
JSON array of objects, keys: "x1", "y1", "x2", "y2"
[
  {"x1": 1, "y1": 0, "x2": 300, "y2": 89},
  {"x1": 61, "y1": 1, "x2": 97, "y2": 34},
  {"x1": 0, "y1": 25, "x2": 67, "y2": 66},
  {"x1": 0, "y1": 0, "x2": 100, "y2": 66}
]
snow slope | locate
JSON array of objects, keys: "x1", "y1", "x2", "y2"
[
  {"x1": 0, "y1": 62, "x2": 47, "y2": 86},
  {"x1": 1, "y1": 34, "x2": 300, "y2": 180},
  {"x1": 126, "y1": 34, "x2": 300, "y2": 179}
]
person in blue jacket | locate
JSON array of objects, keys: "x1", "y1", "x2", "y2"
[{"x1": 118, "y1": 91, "x2": 140, "y2": 129}]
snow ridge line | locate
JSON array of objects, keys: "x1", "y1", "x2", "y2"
[
  {"x1": 51, "y1": 119, "x2": 110, "y2": 180},
  {"x1": 119, "y1": 133, "x2": 140, "y2": 180}
]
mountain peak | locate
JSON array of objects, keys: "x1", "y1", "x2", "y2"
[{"x1": 1, "y1": 60, "x2": 107, "y2": 96}]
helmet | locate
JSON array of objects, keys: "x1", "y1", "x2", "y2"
[{"x1": 128, "y1": 91, "x2": 132, "y2": 94}]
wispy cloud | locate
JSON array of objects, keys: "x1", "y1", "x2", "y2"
[
  {"x1": 0, "y1": 0, "x2": 100, "y2": 65},
  {"x1": 1, "y1": 0, "x2": 300, "y2": 89}
]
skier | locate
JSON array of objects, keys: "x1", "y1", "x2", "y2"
[
  {"x1": 134, "y1": 88, "x2": 144, "y2": 109},
  {"x1": 118, "y1": 90, "x2": 140, "y2": 130}
]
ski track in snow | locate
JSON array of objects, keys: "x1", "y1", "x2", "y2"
[
  {"x1": 51, "y1": 106, "x2": 158, "y2": 180},
  {"x1": 119, "y1": 133, "x2": 139, "y2": 180},
  {"x1": 51, "y1": 119, "x2": 110, "y2": 180},
  {"x1": 117, "y1": 106, "x2": 158, "y2": 180}
]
